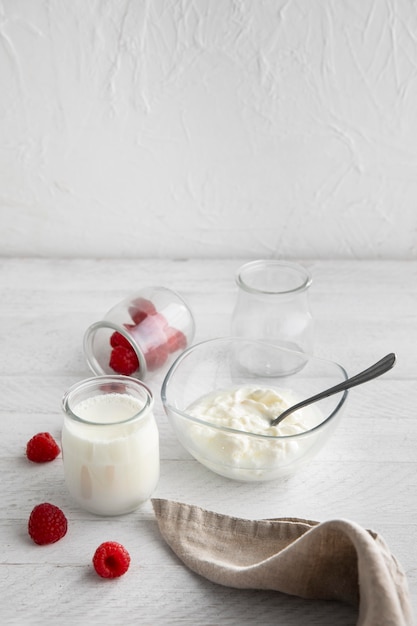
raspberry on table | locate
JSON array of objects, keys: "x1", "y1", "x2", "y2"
[
  {"x1": 26, "y1": 432, "x2": 60, "y2": 463},
  {"x1": 92, "y1": 541, "x2": 131, "y2": 578},
  {"x1": 109, "y1": 344, "x2": 139, "y2": 376},
  {"x1": 28, "y1": 503, "x2": 68, "y2": 545}
]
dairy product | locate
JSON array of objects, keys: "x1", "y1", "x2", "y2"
[
  {"x1": 62, "y1": 392, "x2": 159, "y2": 515},
  {"x1": 183, "y1": 385, "x2": 324, "y2": 480}
]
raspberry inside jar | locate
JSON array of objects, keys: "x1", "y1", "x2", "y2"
[{"x1": 83, "y1": 287, "x2": 194, "y2": 380}]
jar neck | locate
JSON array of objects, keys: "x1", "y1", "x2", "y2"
[
  {"x1": 236, "y1": 260, "x2": 312, "y2": 296},
  {"x1": 62, "y1": 376, "x2": 153, "y2": 426}
]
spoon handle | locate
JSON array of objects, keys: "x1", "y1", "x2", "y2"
[{"x1": 271, "y1": 352, "x2": 396, "y2": 427}]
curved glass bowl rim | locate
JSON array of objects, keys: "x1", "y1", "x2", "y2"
[
  {"x1": 62, "y1": 375, "x2": 154, "y2": 426},
  {"x1": 236, "y1": 260, "x2": 312, "y2": 296},
  {"x1": 161, "y1": 337, "x2": 348, "y2": 441}
]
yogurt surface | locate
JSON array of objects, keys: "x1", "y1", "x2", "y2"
[{"x1": 183, "y1": 385, "x2": 324, "y2": 480}]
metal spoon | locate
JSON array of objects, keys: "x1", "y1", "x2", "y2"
[{"x1": 270, "y1": 352, "x2": 396, "y2": 427}]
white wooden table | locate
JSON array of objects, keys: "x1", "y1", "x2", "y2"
[{"x1": 1, "y1": 258, "x2": 416, "y2": 625}]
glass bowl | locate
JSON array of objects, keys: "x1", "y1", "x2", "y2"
[{"x1": 161, "y1": 337, "x2": 348, "y2": 481}]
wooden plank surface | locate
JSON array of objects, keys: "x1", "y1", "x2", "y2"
[{"x1": 0, "y1": 258, "x2": 415, "y2": 625}]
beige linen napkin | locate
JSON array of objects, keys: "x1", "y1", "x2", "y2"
[{"x1": 152, "y1": 499, "x2": 413, "y2": 626}]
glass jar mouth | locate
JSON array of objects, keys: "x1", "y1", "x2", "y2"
[
  {"x1": 236, "y1": 260, "x2": 312, "y2": 295},
  {"x1": 62, "y1": 375, "x2": 153, "y2": 426},
  {"x1": 83, "y1": 321, "x2": 148, "y2": 379}
]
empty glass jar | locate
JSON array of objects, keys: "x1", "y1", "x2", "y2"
[{"x1": 231, "y1": 260, "x2": 314, "y2": 355}]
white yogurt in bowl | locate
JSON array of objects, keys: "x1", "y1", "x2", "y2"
[
  {"x1": 161, "y1": 338, "x2": 348, "y2": 481},
  {"x1": 181, "y1": 385, "x2": 327, "y2": 480}
]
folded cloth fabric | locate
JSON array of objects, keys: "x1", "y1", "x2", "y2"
[{"x1": 152, "y1": 499, "x2": 413, "y2": 626}]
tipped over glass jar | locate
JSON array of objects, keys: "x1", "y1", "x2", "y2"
[{"x1": 83, "y1": 286, "x2": 195, "y2": 381}]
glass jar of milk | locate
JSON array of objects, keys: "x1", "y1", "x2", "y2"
[{"x1": 61, "y1": 375, "x2": 159, "y2": 516}]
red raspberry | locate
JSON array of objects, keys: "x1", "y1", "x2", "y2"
[
  {"x1": 133, "y1": 314, "x2": 167, "y2": 343},
  {"x1": 150, "y1": 312, "x2": 168, "y2": 329},
  {"x1": 92, "y1": 541, "x2": 131, "y2": 578},
  {"x1": 26, "y1": 432, "x2": 60, "y2": 463},
  {"x1": 110, "y1": 331, "x2": 132, "y2": 349},
  {"x1": 165, "y1": 327, "x2": 187, "y2": 353},
  {"x1": 145, "y1": 344, "x2": 169, "y2": 371},
  {"x1": 128, "y1": 298, "x2": 157, "y2": 325},
  {"x1": 28, "y1": 503, "x2": 68, "y2": 545},
  {"x1": 109, "y1": 345, "x2": 139, "y2": 376}
]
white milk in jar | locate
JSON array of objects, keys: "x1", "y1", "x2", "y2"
[{"x1": 62, "y1": 376, "x2": 159, "y2": 515}]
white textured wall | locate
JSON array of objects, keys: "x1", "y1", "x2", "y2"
[{"x1": 1, "y1": 0, "x2": 417, "y2": 259}]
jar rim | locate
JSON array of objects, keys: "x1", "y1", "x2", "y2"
[
  {"x1": 62, "y1": 375, "x2": 153, "y2": 426},
  {"x1": 83, "y1": 321, "x2": 148, "y2": 379},
  {"x1": 236, "y1": 260, "x2": 312, "y2": 295}
]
